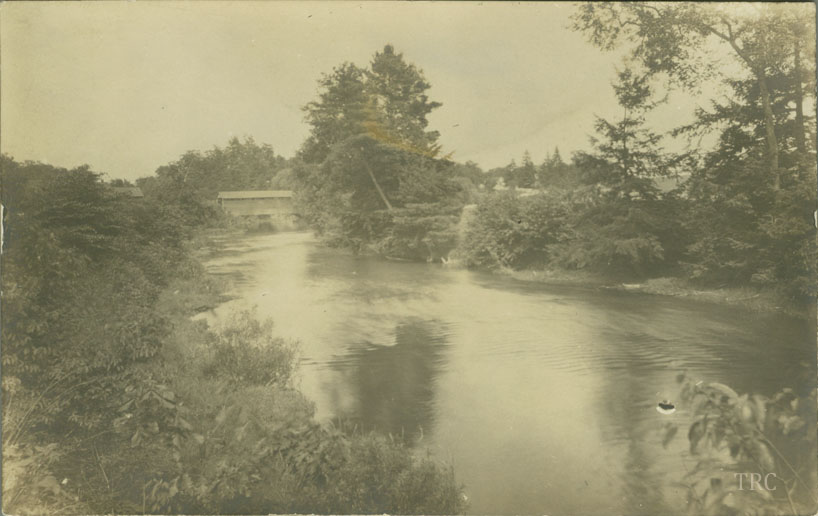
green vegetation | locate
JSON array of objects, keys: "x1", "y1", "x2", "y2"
[
  {"x1": 137, "y1": 137, "x2": 294, "y2": 228},
  {"x1": 289, "y1": 17, "x2": 814, "y2": 307},
  {"x1": 457, "y1": 69, "x2": 684, "y2": 278},
  {"x1": 663, "y1": 375, "x2": 817, "y2": 515},
  {"x1": 3, "y1": 4, "x2": 815, "y2": 514},
  {"x1": 456, "y1": 5, "x2": 816, "y2": 308},
  {"x1": 0, "y1": 156, "x2": 465, "y2": 514},
  {"x1": 292, "y1": 45, "x2": 477, "y2": 261}
]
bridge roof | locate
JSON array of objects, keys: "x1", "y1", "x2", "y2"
[
  {"x1": 111, "y1": 186, "x2": 144, "y2": 198},
  {"x1": 218, "y1": 190, "x2": 293, "y2": 199}
]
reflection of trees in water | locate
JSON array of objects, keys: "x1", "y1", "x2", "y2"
[
  {"x1": 614, "y1": 373, "x2": 675, "y2": 516},
  {"x1": 585, "y1": 300, "x2": 817, "y2": 515},
  {"x1": 329, "y1": 319, "x2": 449, "y2": 443},
  {"x1": 592, "y1": 335, "x2": 677, "y2": 516}
]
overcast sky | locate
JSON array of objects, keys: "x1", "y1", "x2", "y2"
[{"x1": 2, "y1": 1, "x2": 718, "y2": 181}]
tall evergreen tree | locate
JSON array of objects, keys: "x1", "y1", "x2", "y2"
[
  {"x1": 565, "y1": 69, "x2": 678, "y2": 274},
  {"x1": 572, "y1": 2, "x2": 816, "y2": 190},
  {"x1": 294, "y1": 45, "x2": 463, "y2": 259},
  {"x1": 574, "y1": 69, "x2": 669, "y2": 201}
]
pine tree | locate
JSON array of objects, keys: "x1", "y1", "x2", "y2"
[{"x1": 565, "y1": 69, "x2": 678, "y2": 275}]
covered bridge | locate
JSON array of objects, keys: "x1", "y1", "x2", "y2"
[
  {"x1": 110, "y1": 186, "x2": 144, "y2": 198},
  {"x1": 217, "y1": 190, "x2": 296, "y2": 225}
]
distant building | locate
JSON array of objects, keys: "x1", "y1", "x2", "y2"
[
  {"x1": 491, "y1": 182, "x2": 539, "y2": 197},
  {"x1": 217, "y1": 190, "x2": 296, "y2": 226},
  {"x1": 655, "y1": 175, "x2": 685, "y2": 194},
  {"x1": 110, "y1": 186, "x2": 144, "y2": 198}
]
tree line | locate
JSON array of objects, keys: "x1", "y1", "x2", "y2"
[
  {"x1": 0, "y1": 159, "x2": 464, "y2": 512},
  {"x1": 132, "y1": 5, "x2": 815, "y2": 300},
  {"x1": 287, "y1": 5, "x2": 816, "y2": 303},
  {"x1": 2, "y1": 3, "x2": 815, "y2": 513}
]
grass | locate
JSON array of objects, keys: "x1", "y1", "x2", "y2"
[{"x1": 154, "y1": 265, "x2": 468, "y2": 514}]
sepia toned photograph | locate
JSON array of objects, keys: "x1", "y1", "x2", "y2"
[{"x1": 1, "y1": 2, "x2": 817, "y2": 515}]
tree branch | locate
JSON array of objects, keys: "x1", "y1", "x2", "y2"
[{"x1": 363, "y1": 161, "x2": 393, "y2": 211}]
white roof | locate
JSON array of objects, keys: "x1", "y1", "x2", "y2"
[{"x1": 111, "y1": 186, "x2": 144, "y2": 197}]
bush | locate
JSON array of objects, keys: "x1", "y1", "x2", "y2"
[
  {"x1": 201, "y1": 310, "x2": 297, "y2": 387},
  {"x1": 458, "y1": 186, "x2": 685, "y2": 278},
  {"x1": 157, "y1": 310, "x2": 466, "y2": 515},
  {"x1": 458, "y1": 191, "x2": 571, "y2": 269},
  {"x1": 1, "y1": 156, "x2": 466, "y2": 515},
  {"x1": 552, "y1": 199, "x2": 674, "y2": 276},
  {"x1": 662, "y1": 375, "x2": 818, "y2": 516},
  {"x1": 681, "y1": 157, "x2": 817, "y2": 300},
  {"x1": 373, "y1": 203, "x2": 461, "y2": 262},
  {"x1": 323, "y1": 433, "x2": 466, "y2": 514}
]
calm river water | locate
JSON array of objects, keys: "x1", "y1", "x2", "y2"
[{"x1": 202, "y1": 231, "x2": 815, "y2": 515}]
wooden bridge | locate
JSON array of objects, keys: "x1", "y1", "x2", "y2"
[{"x1": 217, "y1": 190, "x2": 297, "y2": 228}]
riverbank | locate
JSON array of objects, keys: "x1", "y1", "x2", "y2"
[
  {"x1": 196, "y1": 229, "x2": 816, "y2": 515},
  {"x1": 297, "y1": 230, "x2": 814, "y2": 319},
  {"x1": 499, "y1": 268, "x2": 814, "y2": 319},
  {"x1": 163, "y1": 229, "x2": 469, "y2": 515}
]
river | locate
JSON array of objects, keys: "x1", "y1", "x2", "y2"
[{"x1": 201, "y1": 231, "x2": 816, "y2": 515}]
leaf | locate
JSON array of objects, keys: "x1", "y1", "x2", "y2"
[
  {"x1": 192, "y1": 433, "x2": 205, "y2": 445},
  {"x1": 739, "y1": 403, "x2": 753, "y2": 423},
  {"x1": 756, "y1": 442, "x2": 776, "y2": 471},
  {"x1": 662, "y1": 423, "x2": 679, "y2": 449},
  {"x1": 702, "y1": 485, "x2": 729, "y2": 516},
  {"x1": 177, "y1": 416, "x2": 193, "y2": 431},
  {"x1": 781, "y1": 415, "x2": 804, "y2": 435},
  {"x1": 691, "y1": 392, "x2": 709, "y2": 414},
  {"x1": 215, "y1": 406, "x2": 228, "y2": 426},
  {"x1": 35, "y1": 475, "x2": 61, "y2": 496},
  {"x1": 751, "y1": 395, "x2": 767, "y2": 431},
  {"x1": 689, "y1": 419, "x2": 706, "y2": 454},
  {"x1": 708, "y1": 383, "x2": 739, "y2": 401},
  {"x1": 235, "y1": 422, "x2": 249, "y2": 442}
]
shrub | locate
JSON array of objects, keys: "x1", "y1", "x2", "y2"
[
  {"x1": 662, "y1": 376, "x2": 818, "y2": 516},
  {"x1": 164, "y1": 311, "x2": 466, "y2": 515},
  {"x1": 326, "y1": 433, "x2": 466, "y2": 515},
  {"x1": 374, "y1": 203, "x2": 461, "y2": 262},
  {"x1": 1, "y1": 156, "x2": 466, "y2": 515},
  {"x1": 458, "y1": 191, "x2": 571, "y2": 269},
  {"x1": 201, "y1": 310, "x2": 297, "y2": 387}
]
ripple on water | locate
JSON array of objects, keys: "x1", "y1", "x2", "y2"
[{"x1": 201, "y1": 232, "x2": 815, "y2": 516}]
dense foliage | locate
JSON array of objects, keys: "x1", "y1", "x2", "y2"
[
  {"x1": 458, "y1": 191, "x2": 572, "y2": 270},
  {"x1": 569, "y1": 2, "x2": 817, "y2": 299},
  {"x1": 293, "y1": 45, "x2": 475, "y2": 261},
  {"x1": 2, "y1": 156, "x2": 195, "y2": 513},
  {"x1": 136, "y1": 137, "x2": 293, "y2": 227},
  {"x1": 4, "y1": 5, "x2": 816, "y2": 512},
  {"x1": 1, "y1": 156, "x2": 465, "y2": 514},
  {"x1": 459, "y1": 4, "x2": 816, "y2": 303},
  {"x1": 458, "y1": 69, "x2": 686, "y2": 277}
]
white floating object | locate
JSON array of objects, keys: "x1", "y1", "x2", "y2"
[{"x1": 657, "y1": 400, "x2": 676, "y2": 415}]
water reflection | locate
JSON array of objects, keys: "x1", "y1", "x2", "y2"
[
  {"x1": 593, "y1": 337, "x2": 676, "y2": 515},
  {"x1": 326, "y1": 319, "x2": 449, "y2": 442},
  {"x1": 203, "y1": 232, "x2": 816, "y2": 515}
]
